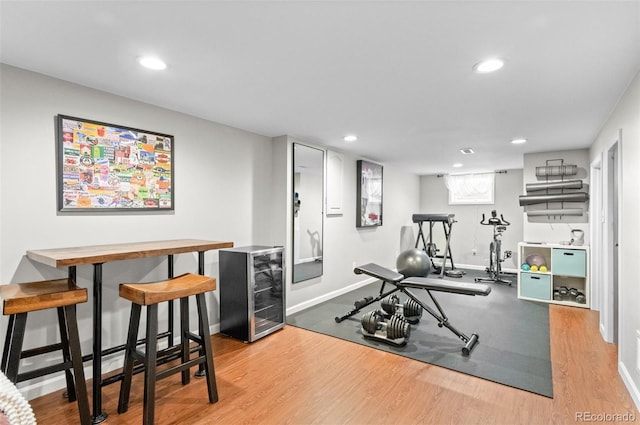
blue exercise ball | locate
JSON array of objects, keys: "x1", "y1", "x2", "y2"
[{"x1": 396, "y1": 248, "x2": 431, "y2": 278}]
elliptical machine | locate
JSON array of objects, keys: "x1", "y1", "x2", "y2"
[{"x1": 475, "y1": 210, "x2": 512, "y2": 286}]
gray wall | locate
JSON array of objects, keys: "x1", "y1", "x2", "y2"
[
  {"x1": 3, "y1": 63, "x2": 638, "y2": 411},
  {"x1": 0, "y1": 64, "x2": 274, "y2": 397},
  {"x1": 0, "y1": 65, "x2": 420, "y2": 398},
  {"x1": 419, "y1": 170, "x2": 523, "y2": 272},
  {"x1": 522, "y1": 149, "x2": 590, "y2": 243},
  {"x1": 286, "y1": 141, "x2": 421, "y2": 311}
]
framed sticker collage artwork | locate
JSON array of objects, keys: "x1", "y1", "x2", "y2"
[{"x1": 57, "y1": 115, "x2": 174, "y2": 212}]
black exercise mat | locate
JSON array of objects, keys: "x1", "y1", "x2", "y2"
[{"x1": 287, "y1": 269, "x2": 553, "y2": 398}]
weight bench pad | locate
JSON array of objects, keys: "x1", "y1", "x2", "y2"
[
  {"x1": 353, "y1": 263, "x2": 405, "y2": 284},
  {"x1": 400, "y1": 277, "x2": 491, "y2": 296}
]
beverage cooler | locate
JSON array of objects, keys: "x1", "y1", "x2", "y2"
[{"x1": 219, "y1": 246, "x2": 285, "y2": 342}]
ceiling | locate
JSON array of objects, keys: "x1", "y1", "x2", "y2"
[{"x1": 1, "y1": 1, "x2": 639, "y2": 176}]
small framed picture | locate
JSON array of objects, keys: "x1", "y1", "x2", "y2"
[{"x1": 356, "y1": 160, "x2": 383, "y2": 227}]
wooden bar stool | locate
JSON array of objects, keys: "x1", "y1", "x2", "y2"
[
  {"x1": 0, "y1": 278, "x2": 91, "y2": 425},
  {"x1": 117, "y1": 273, "x2": 218, "y2": 425}
]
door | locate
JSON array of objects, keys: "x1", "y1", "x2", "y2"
[
  {"x1": 608, "y1": 141, "x2": 619, "y2": 345},
  {"x1": 601, "y1": 134, "x2": 620, "y2": 345},
  {"x1": 589, "y1": 156, "x2": 602, "y2": 313}
]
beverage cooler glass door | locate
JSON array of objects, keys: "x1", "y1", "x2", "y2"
[{"x1": 250, "y1": 249, "x2": 285, "y2": 340}]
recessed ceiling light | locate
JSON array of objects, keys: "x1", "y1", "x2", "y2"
[
  {"x1": 473, "y1": 58, "x2": 504, "y2": 73},
  {"x1": 138, "y1": 56, "x2": 167, "y2": 70},
  {"x1": 343, "y1": 135, "x2": 358, "y2": 142},
  {"x1": 460, "y1": 148, "x2": 475, "y2": 154},
  {"x1": 511, "y1": 138, "x2": 527, "y2": 144},
  {"x1": 453, "y1": 163, "x2": 463, "y2": 168}
]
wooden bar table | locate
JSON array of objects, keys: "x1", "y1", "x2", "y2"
[{"x1": 26, "y1": 239, "x2": 233, "y2": 424}]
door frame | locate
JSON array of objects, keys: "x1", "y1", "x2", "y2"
[
  {"x1": 589, "y1": 154, "x2": 603, "y2": 313},
  {"x1": 599, "y1": 130, "x2": 621, "y2": 344}
]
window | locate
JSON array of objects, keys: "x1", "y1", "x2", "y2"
[{"x1": 445, "y1": 173, "x2": 495, "y2": 205}]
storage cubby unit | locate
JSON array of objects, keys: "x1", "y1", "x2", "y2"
[
  {"x1": 517, "y1": 242, "x2": 589, "y2": 308},
  {"x1": 219, "y1": 246, "x2": 285, "y2": 342}
]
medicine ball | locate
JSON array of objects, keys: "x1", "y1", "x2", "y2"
[{"x1": 525, "y1": 253, "x2": 547, "y2": 267}]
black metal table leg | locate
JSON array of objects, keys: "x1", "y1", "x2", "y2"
[
  {"x1": 195, "y1": 251, "x2": 206, "y2": 377},
  {"x1": 168, "y1": 254, "x2": 175, "y2": 348},
  {"x1": 198, "y1": 251, "x2": 205, "y2": 275},
  {"x1": 91, "y1": 263, "x2": 108, "y2": 424}
]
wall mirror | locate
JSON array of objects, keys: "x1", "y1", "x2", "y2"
[{"x1": 292, "y1": 143, "x2": 324, "y2": 283}]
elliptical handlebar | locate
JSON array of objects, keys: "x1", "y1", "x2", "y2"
[{"x1": 479, "y1": 210, "x2": 510, "y2": 226}]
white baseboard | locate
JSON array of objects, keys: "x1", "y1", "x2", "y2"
[
  {"x1": 438, "y1": 263, "x2": 518, "y2": 275},
  {"x1": 287, "y1": 275, "x2": 377, "y2": 315},
  {"x1": 619, "y1": 360, "x2": 640, "y2": 412},
  {"x1": 286, "y1": 264, "x2": 518, "y2": 316}
]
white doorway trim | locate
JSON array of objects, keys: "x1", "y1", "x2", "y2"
[
  {"x1": 600, "y1": 130, "x2": 621, "y2": 344},
  {"x1": 589, "y1": 154, "x2": 603, "y2": 313}
]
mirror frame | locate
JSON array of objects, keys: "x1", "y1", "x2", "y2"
[{"x1": 292, "y1": 143, "x2": 324, "y2": 283}]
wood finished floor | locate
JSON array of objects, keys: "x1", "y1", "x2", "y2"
[{"x1": 29, "y1": 305, "x2": 638, "y2": 424}]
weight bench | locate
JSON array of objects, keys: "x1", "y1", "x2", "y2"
[{"x1": 348, "y1": 263, "x2": 491, "y2": 355}]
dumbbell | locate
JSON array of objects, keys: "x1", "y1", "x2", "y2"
[
  {"x1": 566, "y1": 287, "x2": 586, "y2": 303},
  {"x1": 380, "y1": 294, "x2": 423, "y2": 324},
  {"x1": 554, "y1": 286, "x2": 570, "y2": 301},
  {"x1": 361, "y1": 310, "x2": 410, "y2": 341}
]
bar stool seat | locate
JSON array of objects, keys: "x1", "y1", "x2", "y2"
[
  {"x1": 117, "y1": 273, "x2": 219, "y2": 425},
  {"x1": 1, "y1": 278, "x2": 91, "y2": 425}
]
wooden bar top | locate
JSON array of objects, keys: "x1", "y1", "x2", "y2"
[{"x1": 26, "y1": 239, "x2": 234, "y2": 268}]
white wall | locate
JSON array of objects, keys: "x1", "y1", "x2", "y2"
[
  {"x1": 0, "y1": 64, "x2": 276, "y2": 397},
  {"x1": 589, "y1": 70, "x2": 640, "y2": 409},
  {"x1": 5, "y1": 61, "x2": 636, "y2": 410},
  {"x1": 285, "y1": 141, "x2": 421, "y2": 311},
  {"x1": 0, "y1": 65, "x2": 421, "y2": 399},
  {"x1": 419, "y1": 170, "x2": 523, "y2": 272}
]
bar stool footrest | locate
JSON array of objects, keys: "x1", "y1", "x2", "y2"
[
  {"x1": 18, "y1": 361, "x2": 74, "y2": 382},
  {"x1": 156, "y1": 357, "x2": 206, "y2": 381}
]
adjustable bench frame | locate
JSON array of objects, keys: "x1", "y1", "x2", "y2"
[
  {"x1": 334, "y1": 268, "x2": 404, "y2": 324},
  {"x1": 348, "y1": 263, "x2": 491, "y2": 356}
]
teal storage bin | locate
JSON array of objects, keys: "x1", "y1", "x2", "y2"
[
  {"x1": 520, "y1": 272, "x2": 551, "y2": 300},
  {"x1": 552, "y1": 249, "x2": 586, "y2": 277}
]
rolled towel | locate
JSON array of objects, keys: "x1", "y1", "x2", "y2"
[{"x1": 0, "y1": 371, "x2": 36, "y2": 425}]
